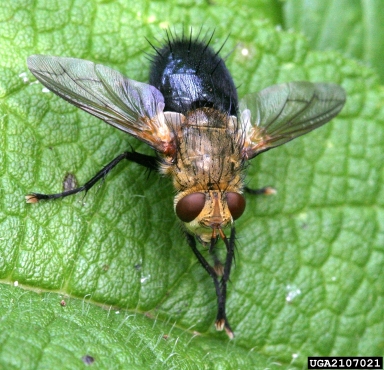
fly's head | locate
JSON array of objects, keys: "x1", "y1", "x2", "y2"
[{"x1": 174, "y1": 190, "x2": 245, "y2": 244}]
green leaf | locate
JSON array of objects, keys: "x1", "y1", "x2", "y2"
[
  {"x1": 283, "y1": 0, "x2": 384, "y2": 83},
  {"x1": 1, "y1": 0, "x2": 383, "y2": 368},
  {"x1": 0, "y1": 284, "x2": 278, "y2": 369}
]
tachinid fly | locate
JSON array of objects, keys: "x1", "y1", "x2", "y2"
[{"x1": 26, "y1": 32, "x2": 346, "y2": 338}]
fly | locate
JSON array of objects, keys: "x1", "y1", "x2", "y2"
[{"x1": 25, "y1": 31, "x2": 346, "y2": 338}]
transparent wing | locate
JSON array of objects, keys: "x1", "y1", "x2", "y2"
[
  {"x1": 239, "y1": 81, "x2": 346, "y2": 159},
  {"x1": 27, "y1": 55, "x2": 174, "y2": 154}
]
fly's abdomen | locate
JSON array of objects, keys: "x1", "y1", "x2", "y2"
[{"x1": 149, "y1": 35, "x2": 238, "y2": 116}]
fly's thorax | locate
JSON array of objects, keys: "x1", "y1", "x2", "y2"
[
  {"x1": 163, "y1": 108, "x2": 245, "y2": 192},
  {"x1": 174, "y1": 189, "x2": 245, "y2": 243},
  {"x1": 182, "y1": 108, "x2": 238, "y2": 129}
]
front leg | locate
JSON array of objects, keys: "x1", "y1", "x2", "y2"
[
  {"x1": 185, "y1": 232, "x2": 234, "y2": 338},
  {"x1": 216, "y1": 226, "x2": 236, "y2": 339}
]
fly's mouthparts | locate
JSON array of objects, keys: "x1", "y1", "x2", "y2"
[
  {"x1": 218, "y1": 227, "x2": 227, "y2": 242},
  {"x1": 210, "y1": 224, "x2": 227, "y2": 242}
]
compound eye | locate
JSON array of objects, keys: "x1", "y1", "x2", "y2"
[
  {"x1": 226, "y1": 192, "x2": 246, "y2": 220},
  {"x1": 176, "y1": 193, "x2": 206, "y2": 223}
]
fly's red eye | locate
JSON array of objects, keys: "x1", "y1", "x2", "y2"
[
  {"x1": 176, "y1": 193, "x2": 206, "y2": 223},
  {"x1": 226, "y1": 192, "x2": 246, "y2": 220}
]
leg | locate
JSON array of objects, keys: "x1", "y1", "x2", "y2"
[
  {"x1": 185, "y1": 232, "x2": 221, "y2": 300},
  {"x1": 244, "y1": 186, "x2": 276, "y2": 195},
  {"x1": 26, "y1": 151, "x2": 158, "y2": 203},
  {"x1": 185, "y1": 231, "x2": 234, "y2": 339},
  {"x1": 217, "y1": 226, "x2": 236, "y2": 338}
]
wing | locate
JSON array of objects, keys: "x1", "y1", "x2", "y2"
[
  {"x1": 239, "y1": 81, "x2": 346, "y2": 159},
  {"x1": 27, "y1": 55, "x2": 175, "y2": 155}
]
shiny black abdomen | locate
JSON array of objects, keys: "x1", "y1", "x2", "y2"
[{"x1": 149, "y1": 37, "x2": 238, "y2": 116}]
